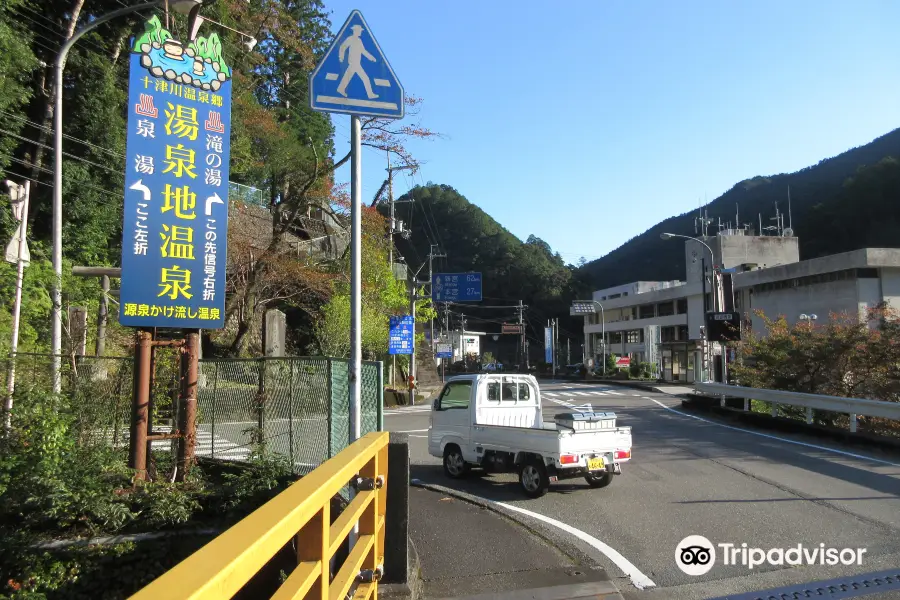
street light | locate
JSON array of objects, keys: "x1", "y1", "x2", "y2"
[
  {"x1": 661, "y1": 232, "x2": 721, "y2": 383},
  {"x1": 799, "y1": 314, "x2": 818, "y2": 322},
  {"x1": 571, "y1": 300, "x2": 605, "y2": 377}
]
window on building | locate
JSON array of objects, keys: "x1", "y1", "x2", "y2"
[
  {"x1": 626, "y1": 330, "x2": 641, "y2": 344},
  {"x1": 678, "y1": 325, "x2": 689, "y2": 340},
  {"x1": 639, "y1": 304, "x2": 655, "y2": 319},
  {"x1": 661, "y1": 326, "x2": 676, "y2": 342},
  {"x1": 677, "y1": 298, "x2": 688, "y2": 314},
  {"x1": 657, "y1": 301, "x2": 674, "y2": 317},
  {"x1": 631, "y1": 307, "x2": 638, "y2": 320},
  {"x1": 608, "y1": 331, "x2": 623, "y2": 344}
]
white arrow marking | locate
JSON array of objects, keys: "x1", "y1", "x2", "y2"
[
  {"x1": 205, "y1": 192, "x2": 224, "y2": 216},
  {"x1": 129, "y1": 179, "x2": 151, "y2": 201}
]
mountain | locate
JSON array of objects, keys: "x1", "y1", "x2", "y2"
[
  {"x1": 579, "y1": 127, "x2": 900, "y2": 289},
  {"x1": 382, "y1": 184, "x2": 585, "y2": 363}
]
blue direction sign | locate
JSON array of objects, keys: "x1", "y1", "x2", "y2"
[
  {"x1": 544, "y1": 327, "x2": 553, "y2": 363},
  {"x1": 119, "y1": 16, "x2": 232, "y2": 330},
  {"x1": 432, "y1": 273, "x2": 482, "y2": 302},
  {"x1": 309, "y1": 10, "x2": 404, "y2": 119},
  {"x1": 389, "y1": 315, "x2": 414, "y2": 355},
  {"x1": 435, "y1": 343, "x2": 452, "y2": 359}
]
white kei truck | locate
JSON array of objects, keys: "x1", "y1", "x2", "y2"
[{"x1": 427, "y1": 374, "x2": 633, "y2": 498}]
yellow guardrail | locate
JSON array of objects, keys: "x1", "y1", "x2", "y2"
[{"x1": 130, "y1": 431, "x2": 389, "y2": 600}]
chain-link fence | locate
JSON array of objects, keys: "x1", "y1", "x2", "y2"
[
  {"x1": 7, "y1": 352, "x2": 135, "y2": 448},
  {"x1": 197, "y1": 357, "x2": 383, "y2": 475},
  {"x1": 5, "y1": 353, "x2": 384, "y2": 475}
]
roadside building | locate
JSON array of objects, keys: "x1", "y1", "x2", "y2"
[{"x1": 577, "y1": 229, "x2": 900, "y2": 383}]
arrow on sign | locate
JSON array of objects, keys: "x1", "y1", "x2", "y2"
[
  {"x1": 205, "y1": 192, "x2": 223, "y2": 216},
  {"x1": 129, "y1": 179, "x2": 151, "y2": 201}
]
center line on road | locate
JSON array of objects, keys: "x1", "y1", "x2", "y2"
[
  {"x1": 646, "y1": 397, "x2": 900, "y2": 467},
  {"x1": 494, "y1": 502, "x2": 656, "y2": 590}
]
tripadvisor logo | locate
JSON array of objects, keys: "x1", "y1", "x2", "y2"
[{"x1": 676, "y1": 536, "x2": 867, "y2": 575}]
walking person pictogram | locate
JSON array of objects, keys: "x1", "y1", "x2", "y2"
[{"x1": 337, "y1": 24, "x2": 379, "y2": 99}]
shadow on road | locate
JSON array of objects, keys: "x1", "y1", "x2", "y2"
[{"x1": 410, "y1": 463, "x2": 589, "y2": 502}]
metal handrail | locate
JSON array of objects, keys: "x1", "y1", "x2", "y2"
[
  {"x1": 129, "y1": 431, "x2": 389, "y2": 600},
  {"x1": 694, "y1": 382, "x2": 900, "y2": 431}
]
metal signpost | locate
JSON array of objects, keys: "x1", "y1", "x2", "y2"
[
  {"x1": 388, "y1": 315, "x2": 414, "y2": 355},
  {"x1": 310, "y1": 10, "x2": 404, "y2": 446},
  {"x1": 118, "y1": 15, "x2": 233, "y2": 480},
  {"x1": 431, "y1": 272, "x2": 482, "y2": 302}
]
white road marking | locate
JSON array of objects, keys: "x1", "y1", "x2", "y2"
[
  {"x1": 409, "y1": 478, "x2": 654, "y2": 589},
  {"x1": 396, "y1": 429, "x2": 428, "y2": 433},
  {"x1": 495, "y1": 502, "x2": 655, "y2": 590},
  {"x1": 572, "y1": 391, "x2": 592, "y2": 396},
  {"x1": 645, "y1": 397, "x2": 900, "y2": 468},
  {"x1": 409, "y1": 435, "x2": 428, "y2": 438}
]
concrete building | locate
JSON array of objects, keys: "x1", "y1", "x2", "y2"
[{"x1": 574, "y1": 230, "x2": 900, "y2": 383}]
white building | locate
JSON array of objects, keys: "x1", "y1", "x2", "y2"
[{"x1": 575, "y1": 230, "x2": 900, "y2": 383}]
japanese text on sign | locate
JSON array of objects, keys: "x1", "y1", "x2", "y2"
[{"x1": 119, "y1": 19, "x2": 232, "y2": 330}]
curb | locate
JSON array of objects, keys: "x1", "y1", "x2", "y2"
[
  {"x1": 379, "y1": 537, "x2": 424, "y2": 599},
  {"x1": 409, "y1": 479, "x2": 606, "y2": 575}
]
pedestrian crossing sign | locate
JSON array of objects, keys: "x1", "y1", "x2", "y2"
[{"x1": 309, "y1": 10, "x2": 404, "y2": 119}]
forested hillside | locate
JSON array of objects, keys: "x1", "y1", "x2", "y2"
[
  {"x1": 385, "y1": 184, "x2": 588, "y2": 356},
  {"x1": 578, "y1": 127, "x2": 900, "y2": 289}
]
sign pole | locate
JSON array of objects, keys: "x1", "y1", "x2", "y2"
[{"x1": 350, "y1": 114, "x2": 362, "y2": 443}]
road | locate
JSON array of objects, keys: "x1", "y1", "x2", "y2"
[{"x1": 385, "y1": 381, "x2": 900, "y2": 600}]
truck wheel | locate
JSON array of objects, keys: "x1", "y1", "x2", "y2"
[
  {"x1": 443, "y1": 445, "x2": 469, "y2": 479},
  {"x1": 585, "y1": 471, "x2": 613, "y2": 488},
  {"x1": 519, "y1": 459, "x2": 550, "y2": 498}
]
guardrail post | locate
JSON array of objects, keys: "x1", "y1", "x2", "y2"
[
  {"x1": 771, "y1": 403, "x2": 777, "y2": 418},
  {"x1": 383, "y1": 432, "x2": 410, "y2": 585},
  {"x1": 743, "y1": 398, "x2": 749, "y2": 411},
  {"x1": 850, "y1": 413, "x2": 858, "y2": 433},
  {"x1": 296, "y1": 502, "x2": 328, "y2": 598},
  {"x1": 720, "y1": 395, "x2": 725, "y2": 408},
  {"x1": 806, "y1": 407, "x2": 813, "y2": 425}
]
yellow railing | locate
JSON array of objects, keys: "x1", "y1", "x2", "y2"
[{"x1": 130, "y1": 431, "x2": 390, "y2": 600}]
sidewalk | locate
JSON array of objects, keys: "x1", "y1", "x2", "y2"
[{"x1": 408, "y1": 486, "x2": 624, "y2": 600}]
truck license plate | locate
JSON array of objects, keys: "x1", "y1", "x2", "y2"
[{"x1": 588, "y1": 457, "x2": 604, "y2": 471}]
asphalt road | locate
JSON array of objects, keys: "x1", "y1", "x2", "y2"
[{"x1": 384, "y1": 381, "x2": 900, "y2": 600}]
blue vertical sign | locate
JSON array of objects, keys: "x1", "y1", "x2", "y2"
[
  {"x1": 544, "y1": 327, "x2": 553, "y2": 363},
  {"x1": 119, "y1": 15, "x2": 231, "y2": 329},
  {"x1": 389, "y1": 315, "x2": 414, "y2": 355}
]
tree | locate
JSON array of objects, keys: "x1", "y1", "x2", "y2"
[{"x1": 730, "y1": 305, "x2": 900, "y2": 426}]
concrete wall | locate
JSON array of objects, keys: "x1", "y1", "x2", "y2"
[
  {"x1": 881, "y1": 267, "x2": 900, "y2": 311},
  {"x1": 747, "y1": 279, "x2": 859, "y2": 330},
  {"x1": 714, "y1": 235, "x2": 799, "y2": 270}
]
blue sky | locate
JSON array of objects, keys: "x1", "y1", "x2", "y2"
[{"x1": 325, "y1": 1, "x2": 900, "y2": 265}]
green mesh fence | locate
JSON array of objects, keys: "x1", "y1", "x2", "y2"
[
  {"x1": 6, "y1": 354, "x2": 384, "y2": 475},
  {"x1": 7, "y1": 353, "x2": 134, "y2": 449},
  {"x1": 196, "y1": 357, "x2": 384, "y2": 475}
]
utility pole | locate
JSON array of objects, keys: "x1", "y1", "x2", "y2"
[
  {"x1": 567, "y1": 338, "x2": 570, "y2": 365},
  {"x1": 517, "y1": 300, "x2": 527, "y2": 370},
  {"x1": 384, "y1": 154, "x2": 413, "y2": 387},
  {"x1": 408, "y1": 259, "x2": 429, "y2": 404},
  {"x1": 427, "y1": 244, "x2": 446, "y2": 358},
  {"x1": 385, "y1": 155, "x2": 414, "y2": 268}
]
